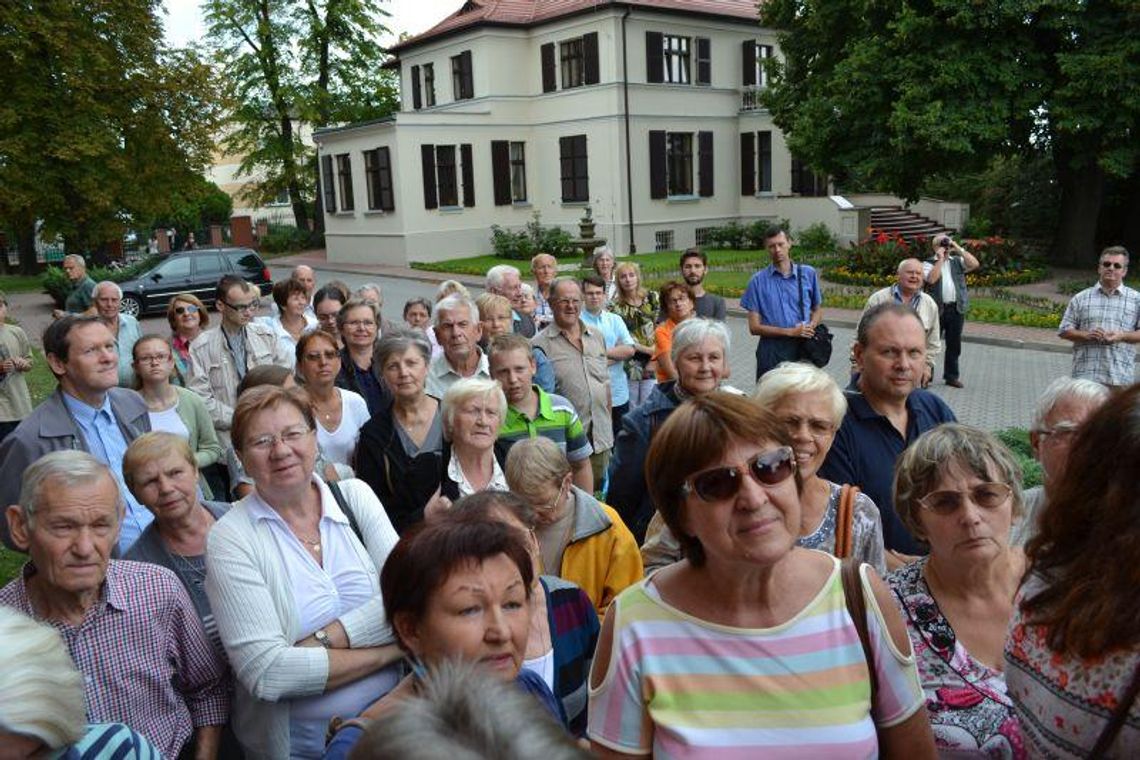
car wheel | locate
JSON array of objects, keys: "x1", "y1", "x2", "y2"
[{"x1": 120, "y1": 296, "x2": 142, "y2": 317}]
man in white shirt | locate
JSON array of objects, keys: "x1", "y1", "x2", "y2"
[{"x1": 425, "y1": 295, "x2": 490, "y2": 397}]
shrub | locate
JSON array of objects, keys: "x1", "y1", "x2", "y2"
[
  {"x1": 260, "y1": 225, "x2": 321, "y2": 254},
  {"x1": 42, "y1": 255, "x2": 160, "y2": 307},
  {"x1": 704, "y1": 222, "x2": 748, "y2": 250},
  {"x1": 490, "y1": 212, "x2": 576, "y2": 260},
  {"x1": 795, "y1": 222, "x2": 840, "y2": 257},
  {"x1": 994, "y1": 428, "x2": 1043, "y2": 489}
]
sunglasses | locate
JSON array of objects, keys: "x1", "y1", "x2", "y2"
[
  {"x1": 174, "y1": 305, "x2": 200, "y2": 315},
  {"x1": 918, "y1": 482, "x2": 1012, "y2": 515},
  {"x1": 1101, "y1": 261, "x2": 1125, "y2": 270},
  {"x1": 682, "y1": 446, "x2": 796, "y2": 502}
]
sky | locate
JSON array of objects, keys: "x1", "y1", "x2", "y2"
[{"x1": 161, "y1": 0, "x2": 462, "y2": 48}]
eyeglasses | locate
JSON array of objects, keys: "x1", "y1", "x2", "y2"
[
  {"x1": 918, "y1": 482, "x2": 1013, "y2": 515},
  {"x1": 135, "y1": 353, "x2": 170, "y2": 364},
  {"x1": 780, "y1": 416, "x2": 835, "y2": 439},
  {"x1": 1036, "y1": 422, "x2": 1080, "y2": 442},
  {"x1": 1101, "y1": 261, "x2": 1125, "y2": 270},
  {"x1": 174, "y1": 305, "x2": 200, "y2": 315},
  {"x1": 245, "y1": 425, "x2": 312, "y2": 452},
  {"x1": 303, "y1": 350, "x2": 340, "y2": 362},
  {"x1": 682, "y1": 447, "x2": 797, "y2": 502},
  {"x1": 223, "y1": 300, "x2": 258, "y2": 312},
  {"x1": 344, "y1": 320, "x2": 376, "y2": 329}
]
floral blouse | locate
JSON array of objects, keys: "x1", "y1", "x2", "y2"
[
  {"x1": 1005, "y1": 573, "x2": 1140, "y2": 758},
  {"x1": 610, "y1": 291, "x2": 661, "y2": 381},
  {"x1": 888, "y1": 559, "x2": 1026, "y2": 758}
]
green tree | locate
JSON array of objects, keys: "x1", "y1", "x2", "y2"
[
  {"x1": 154, "y1": 177, "x2": 235, "y2": 234},
  {"x1": 760, "y1": 0, "x2": 1140, "y2": 266},
  {"x1": 0, "y1": 0, "x2": 223, "y2": 273},
  {"x1": 203, "y1": 0, "x2": 399, "y2": 232}
]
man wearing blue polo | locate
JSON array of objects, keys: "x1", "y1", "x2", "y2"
[{"x1": 741, "y1": 227, "x2": 823, "y2": 380}]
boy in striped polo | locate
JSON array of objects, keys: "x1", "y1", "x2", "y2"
[{"x1": 489, "y1": 333, "x2": 594, "y2": 493}]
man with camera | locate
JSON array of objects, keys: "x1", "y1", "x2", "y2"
[{"x1": 923, "y1": 233, "x2": 979, "y2": 388}]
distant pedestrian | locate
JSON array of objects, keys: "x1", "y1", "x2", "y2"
[
  {"x1": 741, "y1": 227, "x2": 823, "y2": 380},
  {"x1": 51, "y1": 254, "x2": 97, "y2": 319},
  {"x1": 182, "y1": 231, "x2": 197, "y2": 251},
  {"x1": 0, "y1": 291, "x2": 34, "y2": 444},
  {"x1": 924, "y1": 233, "x2": 980, "y2": 388},
  {"x1": 1058, "y1": 245, "x2": 1140, "y2": 389}
]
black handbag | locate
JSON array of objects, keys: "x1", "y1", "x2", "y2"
[{"x1": 796, "y1": 265, "x2": 833, "y2": 367}]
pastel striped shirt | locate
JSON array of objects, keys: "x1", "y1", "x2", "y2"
[{"x1": 588, "y1": 555, "x2": 924, "y2": 758}]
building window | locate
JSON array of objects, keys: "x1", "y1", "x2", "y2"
[
  {"x1": 654, "y1": 230, "x2": 675, "y2": 252},
  {"x1": 422, "y1": 143, "x2": 475, "y2": 209},
  {"x1": 758, "y1": 131, "x2": 772, "y2": 193},
  {"x1": 791, "y1": 158, "x2": 828, "y2": 197},
  {"x1": 561, "y1": 38, "x2": 584, "y2": 88},
  {"x1": 492, "y1": 140, "x2": 527, "y2": 205},
  {"x1": 559, "y1": 135, "x2": 589, "y2": 203},
  {"x1": 336, "y1": 153, "x2": 354, "y2": 211},
  {"x1": 750, "y1": 43, "x2": 773, "y2": 88},
  {"x1": 695, "y1": 227, "x2": 716, "y2": 246},
  {"x1": 662, "y1": 35, "x2": 690, "y2": 84},
  {"x1": 363, "y1": 147, "x2": 395, "y2": 211},
  {"x1": 321, "y1": 155, "x2": 336, "y2": 213},
  {"x1": 271, "y1": 188, "x2": 290, "y2": 205},
  {"x1": 650, "y1": 130, "x2": 713, "y2": 199},
  {"x1": 423, "y1": 63, "x2": 436, "y2": 106},
  {"x1": 451, "y1": 51, "x2": 473, "y2": 100}
]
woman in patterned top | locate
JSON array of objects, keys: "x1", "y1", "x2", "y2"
[
  {"x1": 589, "y1": 392, "x2": 935, "y2": 758},
  {"x1": 1005, "y1": 386, "x2": 1140, "y2": 757},
  {"x1": 609, "y1": 262, "x2": 660, "y2": 409},
  {"x1": 888, "y1": 424, "x2": 1027, "y2": 757},
  {"x1": 754, "y1": 361, "x2": 888, "y2": 575}
]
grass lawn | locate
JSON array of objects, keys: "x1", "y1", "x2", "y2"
[{"x1": 0, "y1": 274, "x2": 48, "y2": 294}]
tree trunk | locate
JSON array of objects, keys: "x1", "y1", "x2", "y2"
[
  {"x1": 312, "y1": 152, "x2": 325, "y2": 235},
  {"x1": 1052, "y1": 152, "x2": 1105, "y2": 268},
  {"x1": 16, "y1": 222, "x2": 38, "y2": 276}
]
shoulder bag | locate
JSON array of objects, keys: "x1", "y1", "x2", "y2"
[{"x1": 796, "y1": 265, "x2": 833, "y2": 367}]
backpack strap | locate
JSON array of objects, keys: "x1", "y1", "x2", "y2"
[
  {"x1": 327, "y1": 479, "x2": 365, "y2": 546},
  {"x1": 840, "y1": 558, "x2": 879, "y2": 707}
]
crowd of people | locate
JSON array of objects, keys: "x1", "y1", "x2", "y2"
[{"x1": 1, "y1": 235, "x2": 1138, "y2": 759}]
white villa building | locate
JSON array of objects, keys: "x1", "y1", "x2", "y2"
[{"x1": 315, "y1": 0, "x2": 965, "y2": 265}]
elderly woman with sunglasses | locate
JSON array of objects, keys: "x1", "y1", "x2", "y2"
[
  {"x1": 205, "y1": 385, "x2": 404, "y2": 760},
  {"x1": 886, "y1": 424, "x2": 1027, "y2": 757},
  {"x1": 589, "y1": 391, "x2": 934, "y2": 758}
]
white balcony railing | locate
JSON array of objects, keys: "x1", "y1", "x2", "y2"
[{"x1": 741, "y1": 85, "x2": 766, "y2": 112}]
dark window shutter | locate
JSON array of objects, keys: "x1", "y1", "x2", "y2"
[
  {"x1": 758, "y1": 131, "x2": 772, "y2": 192},
  {"x1": 460, "y1": 143, "x2": 475, "y2": 207},
  {"x1": 742, "y1": 40, "x2": 756, "y2": 86},
  {"x1": 378, "y1": 147, "x2": 395, "y2": 211},
  {"x1": 583, "y1": 32, "x2": 599, "y2": 85},
  {"x1": 462, "y1": 51, "x2": 474, "y2": 98},
  {"x1": 491, "y1": 140, "x2": 511, "y2": 205},
  {"x1": 421, "y1": 144, "x2": 438, "y2": 209},
  {"x1": 541, "y1": 43, "x2": 556, "y2": 92},
  {"x1": 648, "y1": 131, "x2": 667, "y2": 199},
  {"x1": 321, "y1": 155, "x2": 336, "y2": 212},
  {"x1": 696, "y1": 37, "x2": 711, "y2": 85},
  {"x1": 698, "y1": 131, "x2": 713, "y2": 197},
  {"x1": 645, "y1": 31, "x2": 663, "y2": 83},
  {"x1": 559, "y1": 136, "x2": 572, "y2": 201},
  {"x1": 411, "y1": 65, "x2": 422, "y2": 109},
  {"x1": 740, "y1": 132, "x2": 755, "y2": 196}
]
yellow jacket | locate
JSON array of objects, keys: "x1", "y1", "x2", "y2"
[{"x1": 557, "y1": 488, "x2": 644, "y2": 620}]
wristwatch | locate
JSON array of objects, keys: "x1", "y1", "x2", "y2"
[{"x1": 314, "y1": 628, "x2": 333, "y2": 648}]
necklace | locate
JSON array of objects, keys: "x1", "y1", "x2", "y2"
[
  {"x1": 293, "y1": 531, "x2": 322, "y2": 554},
  {"x1": 312, "y1": 395, "x2": 340, "y2": 422},
  {"x1": 166, "y1": 547, "x2": 207, "y2": 589}
]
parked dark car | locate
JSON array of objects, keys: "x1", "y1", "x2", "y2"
[{"x1": 116, "y1": 248, "x2": 274, "y2": 316}]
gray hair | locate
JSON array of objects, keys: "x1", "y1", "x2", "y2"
[
  {"x1": 671, "y1": 318, "x2": 731, "y2": 366},
  {"x1": 896, "y1": 257, "x2": 922, "y2": 274},
  {"x1": 548, "y1": 276, "x2": 581, "y2": 300},
  {"x1": 1100, "y1": 245, "x2": 1130, "y2": 266},
  {"x1": 0, "y1": 608, "x2": 86, "y2": 748},
  {"x1": 441, "y1": 377, "x2": 506, "y2": 436},
  {"x1": 753, "y1": 361, "x2": 847, "y2": 427},
  {"x1": 593, "y1": 245, "x2": 614, "y2": 262},
  {"x1": 485, "y1": 264, "x2": 520, "y2": 293},
  {"x1": 375, "y1": 327, "x2": 432, "y2": 369},
  {"x1": 62, "y1": 253, "x2": 86, "y2": 269},
  {"x1": 93, "y1": 280, "x2": 123, "y2": 299},
  {"x1": 893, "y1": 423, "x2": 1024, "y2": 543},
  {"x1": 434, "y1": 279, "x2": 471, "y2": 303},
  {"x1": 1030, "y1": 377, "x2": 1110, "y2": 432},
  {"x1": 519, "y1": 282, "x2": 535, "y2": 297},
  {"x1": 504, "y1": 436, "x2": 571, "y2": 502},
  {"x1": 433, "y1": 294, "x2": 479, "y2": 327},
  {"x1": 349, "y1": 659, "x2": 589, "y2": 760},
  {"x1": 355, "y1": 282, "x2": 383, "y2": 305},
  {"x1": 18, "y1": 451, "x2": 120, "y2": 526}
]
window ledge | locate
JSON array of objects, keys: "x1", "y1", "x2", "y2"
[
  {"x1": 333, "y1": 211, "x2": 356, "y2": 216},
  {"x1": 667, "y1": 195, "x2": 700, "y2": 203},
  {"x1": 439, "y1": 205, "x2": 465, "y2": 214},
  {"x1": 511, "y1": 201, "x2": 532, "y2": 208},
  {"x1": 364, "y1": 210, "x2": 391, "y2": 217},
  {"x1": 753, "y1": 191, "x2": 776, "y2": 199},
  {"x1": 561, "y1": 200, "x2": 589, "y2": 207}
]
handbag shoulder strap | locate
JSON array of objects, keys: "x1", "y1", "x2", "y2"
[
  {"x1": 840, "y1": 558, "x2": 879, "y2": 707},
  {"x1": 327, "y1": 479, "x2": 365, "y2": 546},
  {"x1": 835, "y1": 484, "x2": 860, "y2": 559},
  {"x1": 1089, "y1": 658, "x2": 1140, "y2": 757},
  {"x1": 796, "y1": 263, "x2": 806, "y2": 323}
]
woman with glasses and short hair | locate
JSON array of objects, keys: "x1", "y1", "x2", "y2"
[
  {"x1": 887, "y1": 424, "x2": 1026, "y2": 757},
  {"x1": 205, "y1": 385, "x2": 404, "y2": 759},
  {"x1": 167, "y1": 293, "x2": 209, "y2": 383},
  {"x1": 295, "y1": 330, "x2": 371, "y2": 470},
  {"x1": 336, "y1": 298, "x2": 390, "y2": 416},
  {"x1": 589, "y1": 391, "x2": 935, "y2": 758}
]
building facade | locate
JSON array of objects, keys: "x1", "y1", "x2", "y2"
[{"x1": 315, "y1": 0, "x2": 876, "y2": 265}]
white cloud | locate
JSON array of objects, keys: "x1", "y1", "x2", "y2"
[{"x1": 161, "y1": 0, "x2": 461, "y2": 48}]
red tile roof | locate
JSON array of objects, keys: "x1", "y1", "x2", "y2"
[{"x1": 392, "y1": 0, "x2": 762, "y2": 53}]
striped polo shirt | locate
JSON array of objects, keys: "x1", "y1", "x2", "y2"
[{"x1": 500, "y1": 385, "x2": 592, "y2": 462}]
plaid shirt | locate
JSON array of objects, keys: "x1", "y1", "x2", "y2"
[
  {"x1": 1059, "y1": 283, "x2": 1140, "y2": 385},
  {"x1": 0, "y1": 560, "x2": 230, "y2": 758}
]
